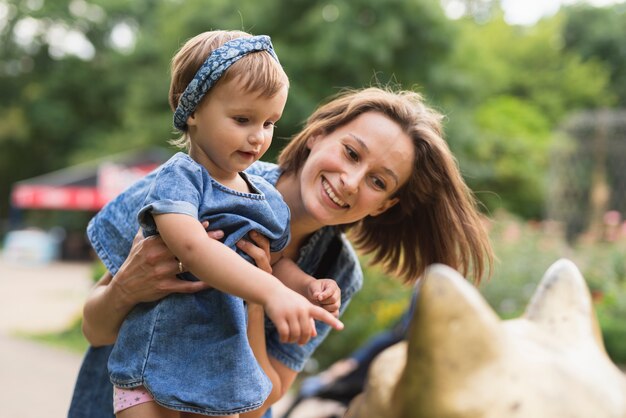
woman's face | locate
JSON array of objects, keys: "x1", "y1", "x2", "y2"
[{"x1": 298, "y1": 111, "x2": 415, "y2": 227}]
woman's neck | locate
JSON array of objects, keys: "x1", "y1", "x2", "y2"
[{"x1": 276, "y1": 171, "x2": 325, "y2": 256}]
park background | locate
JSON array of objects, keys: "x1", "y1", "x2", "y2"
[{"x1": 1, "y1": 0, "x2": 626, "y2": 393}]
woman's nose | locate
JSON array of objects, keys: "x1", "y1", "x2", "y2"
[{"x1": 341, "y1": 170, "x2": 362, "y2": 194}]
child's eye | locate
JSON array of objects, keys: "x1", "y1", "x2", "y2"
[
  {"x1": 264, "y1": 121, "x2": 276, "y2": 128},
  {"x1": 344, "y1": 145, "x2": 359, "y2": 162},
  {"x1": 234, "y1": 117, "x2": 249, "y2": 124}
]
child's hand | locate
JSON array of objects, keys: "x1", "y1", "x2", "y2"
[
  {"x1": 306, "y1": 278, "x2": 341, "y2": 317},
  {"x1": 264, "y1": 285, "x2": 343, "y2": 346}
]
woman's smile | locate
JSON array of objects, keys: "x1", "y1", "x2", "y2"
[
  {"x1": 322, "y1": 177, "x2": 349, "y2": 209},
  {"x1": 295, "y1": 111, "x2": 414, "y2": 227}
]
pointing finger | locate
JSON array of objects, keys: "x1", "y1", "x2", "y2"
[{"x1": 310, "y1": 306, "x2": 344, "y2": 331}]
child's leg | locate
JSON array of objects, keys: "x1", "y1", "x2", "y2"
[
  {"x1": 117, "y1": 401, "x2": 180, "y2": 418},
  {"x1": 114, "y1": 386, "x2": 178, "y2": 418},
  {"x1": 118, "y1": 403, "x2": 238, "y2": 418}
]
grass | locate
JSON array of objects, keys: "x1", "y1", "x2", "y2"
[{"x1": 22, "y1": 317, "x2": 89, "y2": 353}]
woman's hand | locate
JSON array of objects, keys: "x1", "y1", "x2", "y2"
[
  {"x1": 112, "y1": 233, "x2": 196, "y2": 306},
  {"x1": 82, "y1": 221, "x2": 223, "y2": 346},
  {"x1": 236, "y1": 231, "x2": 272, "y2": 274},
  {"x1": 114, "y1": 223, "x2": 223, "y2": 306}
]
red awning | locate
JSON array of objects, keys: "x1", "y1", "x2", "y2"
[
  {"x1": 12, "y1": 185, "x2": 106, "y2": 210},
  {"x1": 11, "y1": 148, "x2": 170, "y2": 211}
]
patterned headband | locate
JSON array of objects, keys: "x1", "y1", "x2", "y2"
[{"x1": 173, "y1": 35, "x2": 279, "y2": 131}]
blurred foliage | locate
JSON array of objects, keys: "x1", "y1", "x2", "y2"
[
  {"x1": 480, "y1": 211, "x2": 626, "y2": 364},
  {"x1": 1, "y1": 0, "x2": 625, "y2": 229},
  {"x1": 562, "y1": 3, "x2": 626, "y2": 107},
  {"x1": 312, "y1": 210, "x2": 626, "y2": 370},
  {"x1": 437, "y1": 14, "x2": 612, "y2": 218},
  {"x1": 312, "y1": 259, "x2": 413, "y2": 370},
  {"x1": 0, "y1": 0, "x2": 454, "y2": 224}
]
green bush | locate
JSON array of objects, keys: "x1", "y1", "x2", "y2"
[
  {"x1": 480, "y1": 211, "x2": 626, "y2": 364},
  {"x1": 310, "y1": 260, "x2": 412, "y2": 370},
  {"x1": 313, "y1": 210, "x2": 626, "y2": 370}
]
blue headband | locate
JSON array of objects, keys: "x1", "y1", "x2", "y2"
[{"x1": 173, "y1": 35, "x2": 279, "y2": 131}]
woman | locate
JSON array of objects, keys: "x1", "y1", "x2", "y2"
[{"x1": 69, "y1": 87, "x2": 493, "y2": 418}]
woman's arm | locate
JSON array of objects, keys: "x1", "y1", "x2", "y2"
[
  {"x1": 243, "y1": 303, "x2": 283, "y2": 418},
  {"x1": 241, "y1": 305, "x2": 301, "y2": 418},
  {"x1": 82, "y1": 229, "x2": 216, "y2": 346}
]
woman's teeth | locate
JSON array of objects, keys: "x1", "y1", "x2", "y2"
[{"x1": 322, "y1": 179, "x2": 348, "y2": 208}]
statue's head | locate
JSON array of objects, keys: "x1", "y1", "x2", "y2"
[{"x1": 346, "y1": 259, "x2": 626, "y2": 418}]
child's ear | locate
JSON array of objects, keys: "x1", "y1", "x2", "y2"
[
  {"x1": 370, "y1": 197, "x2": 399, "y2": 217},
  {"x1": 186, "y1": 112, "x2": 197, "y2": 127}
]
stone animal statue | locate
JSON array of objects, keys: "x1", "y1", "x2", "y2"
[{"x1": 345, "y1": 259, "x2": 626, "y2": 418}]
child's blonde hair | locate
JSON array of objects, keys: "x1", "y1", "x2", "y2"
[
  {"x1": 169, "y1": 30, "x2": 289, "y2": 149},
  {"x1": 279, "y1": 87, "x2": 493, "y2": 284}
]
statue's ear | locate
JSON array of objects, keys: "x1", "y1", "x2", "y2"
[
  {"x1": 524, "y1": 258, "x2": 604, "y2": 349},
  {"x1": 402, "y1": 264, "x2": 503, "y2": 381},
  {"x1": 392, "y1": 265, "x2": 503, "y2": 416}
]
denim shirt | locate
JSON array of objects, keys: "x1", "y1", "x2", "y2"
[
  {"x1": 105, "y1": 153, "x2": 290, "y2": 415},
  {"x1": 68, "y1": 160, "x2": 363, "y2": 418}
]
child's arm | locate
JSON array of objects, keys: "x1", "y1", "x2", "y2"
[
  {"x1": 272, "y1": 257, "x2": 342, "y2": 317},
  {"x1": 154, "y1": 213, "x2": 343, "y2": 344}
]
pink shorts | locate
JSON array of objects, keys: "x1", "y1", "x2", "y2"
[{"x1": 113, "y1": 385, "x2": 154, "y2": 414}]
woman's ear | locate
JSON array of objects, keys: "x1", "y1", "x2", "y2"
[
  {"x1": 306, "y1": 131, "x2": 323, "y2": 149},
  {"x1": 370, "y1": 197, "x2": 399, "y2": 217}
]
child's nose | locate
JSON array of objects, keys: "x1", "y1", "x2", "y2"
[{"x1": 248, "y1": 126, "x2": 265, "y2": 146}]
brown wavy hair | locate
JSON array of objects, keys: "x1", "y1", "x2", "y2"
[
  {"x1": 168, "y1": 30, "x2": 289, "y2": 149},
  {"x1": 279, "y1": 87, "x2": 493, "y2": 284}
]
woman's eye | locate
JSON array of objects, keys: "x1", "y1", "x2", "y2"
[
  {"x1": 372, "y1": 177, "x2": 386, "y2": 190},
  {"x1": 345, "y1": 145, "x2": 359, "y2": 161}
]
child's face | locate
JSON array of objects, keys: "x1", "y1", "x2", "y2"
[
  {"x1": 297, "y1": 111, "x2": 414, "y2": 227},
  {"x1": 186, "y1": 77, "x2": 288, "y2": 182}
]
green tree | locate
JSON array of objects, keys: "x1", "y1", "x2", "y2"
[
  {"x1": 114, "y1": 0, "x2": 457, "y2": 156},
  {"x1": 0, "y1": 0, "x2": 457, "y2": 223},
  {"x1": 436, "y1": 14, "x2": 612, "y2": 218},
  {"x1": 0, "y1": 0, "x2": 137, "y2": 220},
  {"x1": 562, "y1": 3, "x2": 626, "y2": 107}
]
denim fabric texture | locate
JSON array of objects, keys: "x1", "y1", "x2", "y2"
[
  {"x1": 106, "y1": 153, "x2": 289, "y2": 415},
  {"x1": 69, "y1": 161, "x2": 363, "y2": 418},
  {"x1": 138, "y1": 153, "x2": 290, "y2": 255}
]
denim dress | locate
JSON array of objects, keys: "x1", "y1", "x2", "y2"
[
  {"x1": 106, "y1": 153, "x2": 290, "y2": 415},
  {"x1": 68, "y1": 160, "x2": 363, "y2": 418}
]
